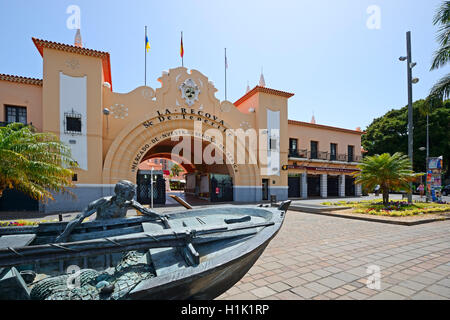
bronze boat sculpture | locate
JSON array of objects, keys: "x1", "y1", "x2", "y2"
[{"x1": 0, "y1": 180, "x2": 290, "y2": 300}]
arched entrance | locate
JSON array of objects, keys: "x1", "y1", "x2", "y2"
[
  {"x1": 102, "y1": 117, "x2": 261, "y2": 203},
  {"x1": 136, "y1": 135, "x2": 235, "y2": 204}
]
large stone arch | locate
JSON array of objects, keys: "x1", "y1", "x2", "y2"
[{"x1": 102, "y1": 115, "x2": 261, "y2": 201}]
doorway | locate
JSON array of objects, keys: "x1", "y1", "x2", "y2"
[
  {"x1": 262, "y1": 179, "x2": 269, "y2": 200},
  {"x1": 307, "y1": 175, "x2": 320, "y2": 197}
]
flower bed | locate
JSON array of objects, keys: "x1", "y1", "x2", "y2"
[
  {"x1": 321, "y1": 199, "x2": 450, "y2": 216},
  {"x1": 0, "y1": 218, "x2": 89, "y2": 227},
  {"x1": 0, "y1": 219, "x2": 58, "y2": 227}
]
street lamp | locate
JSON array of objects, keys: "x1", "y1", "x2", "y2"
[{"x1": 399, "y1": 31, "x2": 419, "y2": 204}]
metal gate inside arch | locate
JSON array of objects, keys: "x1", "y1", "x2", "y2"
[
  {"x1": 210, "y1": 174, "x2": 233, "y2": 202},
  {"x1": 136, "y1": 170, "x2": 166, "y2": 205}
]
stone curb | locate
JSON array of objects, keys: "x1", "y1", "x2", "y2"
[{"x1": 287, "y1": 205, "x2": 450, "y2": 226}]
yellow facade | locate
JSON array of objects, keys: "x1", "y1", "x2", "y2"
[{"x1": 0, "y1": 38, "x2": 363, "y2": 212}]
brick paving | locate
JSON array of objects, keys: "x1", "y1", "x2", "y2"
[{"x1": 217, "y1": 210, "x2": 450, "y2": 300}]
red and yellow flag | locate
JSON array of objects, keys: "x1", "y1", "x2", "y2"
[{"x1": 180, "y1": 32, "x2": 184, "y2": 58}]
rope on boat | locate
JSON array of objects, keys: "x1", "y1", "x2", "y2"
[
  {"x1": 49, "y1": 243, "x2": 79, "y2": 252},
  {"x1": 143, "y1": 233, "x2": 159, "y2": 242},
  {"x1": 7, "y1": 247, "x2": 24, "y2": 257},
  {"x1": 196, "y1": 217, "x2": 206, "y2": 225},
  {"x1": 103, "y1": 237, "x2": 124, "y2": 247}
]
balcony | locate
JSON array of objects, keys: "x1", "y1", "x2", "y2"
[
  {"x1": 288, "y1": 148, "x2": 308, "y2": 158},
  {"x1": 288, "y1": 148, "x2": 362, "y2": 162}
]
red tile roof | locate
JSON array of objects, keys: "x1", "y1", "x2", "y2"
[
  {"x1": 288, "y1": 119, "x2": 364, "y2": 135},
  {"x1": 0, "y1": 73, "x2": 43, "y2": 86},
  {"x1": 234, "y1": 85, "x2": 294, "y2": 106},
  {"x1": 32, "y1": 37, "x2": 112, "y2": 90}
]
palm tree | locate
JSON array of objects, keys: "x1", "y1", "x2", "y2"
[
  {"x1": 0, "y1": 123, "x2": 77, "y2": 202},
  {"x1": 170, "y1": 163, "x2": 183, "y2": 177},
  {"x1": 353, "y1": 152, "x2": 421, "y2": 206},
  {"x1": 430, "y1": 1, "x2": 450, "y2": 100}
]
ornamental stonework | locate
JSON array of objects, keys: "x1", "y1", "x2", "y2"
[{"x1": 110, "y1": 104, "x2": 128, "y2": 119}]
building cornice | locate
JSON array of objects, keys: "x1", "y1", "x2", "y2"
[
  {"x1": 234, "y1": 85, "x2": 294, "y2": 106},
  {"x1": 0, "y1": 73, "x2": 43, "y2": 86}
]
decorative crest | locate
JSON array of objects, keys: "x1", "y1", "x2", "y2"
[{"x1": 179, "y1": 78, "x2": 200, "y2": 106}]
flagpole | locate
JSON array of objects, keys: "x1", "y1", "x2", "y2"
[
  {"x1": 145, "y1": 26, "x2": 147, "y2": 86},
  {"x1": 224, "y1": 48, "x2": 227, "y2": 101}
]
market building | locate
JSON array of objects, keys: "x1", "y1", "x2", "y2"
[{"x1": 0, "y1": 35, "x2": 363, "y2": 213}]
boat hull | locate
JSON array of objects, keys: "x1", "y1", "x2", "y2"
[
  {"x1": 130, "y1": 237, "x2": 270, "y2": 300},
  {"x1": 129, "y1": 206, "x2": 285, "y2": 300}
]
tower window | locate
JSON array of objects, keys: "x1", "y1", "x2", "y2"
[{"x1": 64, "y1": 111, "x2": 82, "y2": 134}]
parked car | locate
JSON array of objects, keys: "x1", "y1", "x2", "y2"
[{"x1": 442, "y1": 185, "x2": 450, "y2": 196}]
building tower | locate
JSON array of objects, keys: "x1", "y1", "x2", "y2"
[
  {"x1": 74, "y1": 29, "x2": 82, "y2": 48},
  {"x1": 259, "y1": 68, "x2": 266, "y2": 87}
]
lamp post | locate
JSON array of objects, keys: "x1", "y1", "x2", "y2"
[
  {"x1": 399, "y1": 31, "x2": 419, "y2": 204},
  {"x1": 151, "y1": 167, "x2": 154, "y2": 209}
]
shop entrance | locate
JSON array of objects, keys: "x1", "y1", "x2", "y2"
[
  {"x1": 345, "y1": 176, "x2": 355, "y2": 196},
  {"x1": 288, "y1": 176, "x2": 301, "y2": 198},
  {"x1": 307, "y1": 175, "x2": 321, "y2": 197},
  {"x1": 327, "y1": 176, "x2": 339, "y2": 197}
]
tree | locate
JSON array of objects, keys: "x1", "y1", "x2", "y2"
[
  {"x1": 353, "y1": 153, "x2": 420, "y2": 205},
  {"x1": 0, "y1": 123, "x2": 76, "y2": 202},
  {"x1": 361, "y1": 99, "x2": 450, "y2": 179},
  {"x1": 170, "y1": 163, "x2": 183, "y2": 177},
  {"x1": 430, "y1": 1, "x2": 450, "y2": 100}
]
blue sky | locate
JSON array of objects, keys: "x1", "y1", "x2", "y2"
[{"x1": 0, "y1": 0, "x2": 447, "y2": 130}]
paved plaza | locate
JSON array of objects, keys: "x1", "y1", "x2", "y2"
[{"x1": 217, "y1": 209, "x2": 450, "y2": 300}]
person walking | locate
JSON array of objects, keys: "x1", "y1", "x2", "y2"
[{"x1": 417, "y1": 183, "x2": 425, "y2": 199}]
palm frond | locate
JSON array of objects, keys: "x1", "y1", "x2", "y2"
[
  {"x1": 0, "y1": 123, "x2": 77, "y2": 202},
  {"x1": 431, "y1": 43, "x2": 450, "y2": 70},
  {"x1": 433, "y1": 1, "x2": 450, "y2": 26},
  {"x1": 429, "y1": 73, "x2": 450, "y2": 101}
]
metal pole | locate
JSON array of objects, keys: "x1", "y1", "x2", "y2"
[
  {"x1": 426, "y1": 114, "x2": 430, "y2": 202},
  {"x1": 145, "y1": 26, "x2": 147, "y2": 86},
  {"x1": 406, "y1": 31, "x2": 413, "y2": 204},
  {"x1": 151, "y1": 167, "x2": 154, "y2": 209},
  {"x1": 224, "y1": 48, "x2": 227, "y2": 101}
]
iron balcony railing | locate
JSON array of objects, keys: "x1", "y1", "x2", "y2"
[{"x1": 288, "y1": 148, "x2": 362, "y2": 162}]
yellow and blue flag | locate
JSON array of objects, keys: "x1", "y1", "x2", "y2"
[{"x1": 145, "y1": 35, "x2": 150, "y2": 52}]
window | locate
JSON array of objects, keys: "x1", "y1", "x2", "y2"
[
  {"x1": 289, "y1": 138, "x2": 298, "y2": 156},
  {"x1": 310, "y1": 141, "x2": 318, "y2": 159},
  {"x1": 289, "y1": 138, "x2": 298, "y2": 150},
  {"x1": 5, "y1": 105, "x2": 27, "y2": 125},
  {"x1": 269, "y1": 138, "x2": 277, "y2": 151},
  {"x1": 72, "y1": 174, "x2": 78, "y2": 182},
  {"x1": 330, "y1": 143, "x2": 337, "y2": 160},
  {"x1": 64, "y1": 111, "x2": 82, "y2": 134},
  {"x1": 348, "y1": 145, "x2": 354, "y2": 162}
]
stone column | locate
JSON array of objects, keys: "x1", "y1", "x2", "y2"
[
  {"x1": 320, "y1": 174, "x2": 327, "y2": 198},
  {"x1": 355, "y1": 183, "x2": 362, "y2": 197},
  {"x1": 339, "y1": 174, "x2": 345, "y2": 197},
  {"x1": 301, "y1": 173, "x2": 308, "y2": 199}
]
